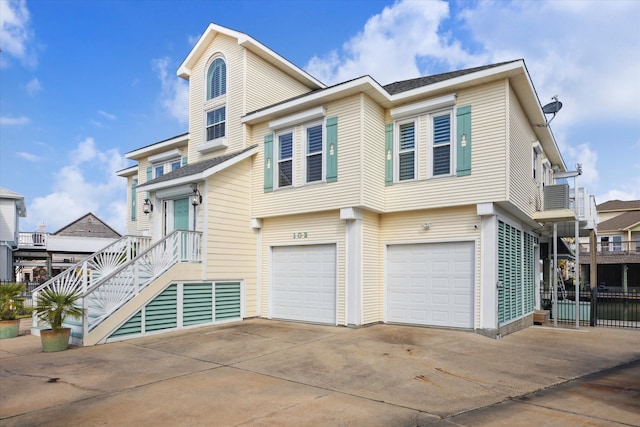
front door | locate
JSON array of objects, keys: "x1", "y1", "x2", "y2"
[{"x1": 173, "y1": 198, "x2": 190, "y2": 231}]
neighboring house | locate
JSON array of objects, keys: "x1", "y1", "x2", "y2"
[
  {"x1": 580, "y1": 200, "x2": 640, "y2": 291},
  {"x1": 0, "y1": 187, "x2": 27, "y2": 281},
  {"x1": 43, "y1": 23, "x2": 596, "y2": 345},
  {"x1": 14, "y1": 213, "x2": 121, "y2": 283}
]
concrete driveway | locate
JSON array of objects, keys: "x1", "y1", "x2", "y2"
[{"x1": 1, "y1": 319, "x2": 639, "y2": 426}]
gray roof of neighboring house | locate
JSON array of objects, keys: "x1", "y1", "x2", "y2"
[
  {"x1": 138, "y1": 145, "x2": 257, "y2": 188},
  {"x1": 382, "y1": 60, "x2": 520, "y2": 95},
  {"x1": 597, "y1": 211, "x2": 640, "y2": 232},
  {"x1": 54, "y1": 212, "x2": 122, "y2": 238},
  {"x1": 596, "y1": 199, "x2": 640, "y2": 212}
]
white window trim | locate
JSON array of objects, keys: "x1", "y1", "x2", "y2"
[
  {"x1": 148, "y1": 149, "x2": 182, "y2": 164},
  {"x1": 427, "y1": 109, "x2": 455, "y2": 178},
  {"x1": 204, "y1": 54, "x2": 227, "y2": 103},
  {"x1": 275, "y1": 128, "x2": 296, "y2": 189},
  {"x1": 394, "y1": 117, "x2": 419, "y2": 183},
  {"x1": 269, "y1": 106, "x2": 326, "y2": 131},
  {"x1": 201, "y1": 104, "x2": 227, "y2": 153},
  {"x1": 390, "y1": 94, "x2": 456, "y2": 120},
  {"x1": 302, "y1": 120, "x2": 325, "y2": 184}
]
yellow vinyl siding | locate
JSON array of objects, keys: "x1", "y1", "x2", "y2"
[
  {"x1": 251, "y1": 95, "x2": 365, "y2": 218},
  {"x1": 362, "y1": 210, "x2": 382, "y2": 324},
  {"x1": 508, "y1": 86, "x2": 540, "y2": 217},
  {"x1": 260, "y1": 211, "x2": 346, "y2": 324},
  {"x1": 361, "y1": 95, "x2": 386, "y2": 211},
  {"x1": 385, "y1": 80, "x2": 509, "y2": 213},
  {"x1": 379, "y1": 206, "x2": 482, "y2": 328},
  {"x1": 204, "y1": 159, "x2": 257, "y2": 316},
  {"x1": 244, "y1": 51, "x2": 312, "y2": 114}
]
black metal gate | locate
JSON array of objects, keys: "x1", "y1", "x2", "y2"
[{"x1": 541, "y1": 288, "x2": 640, "y2": 329}]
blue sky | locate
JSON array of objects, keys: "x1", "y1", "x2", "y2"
[{"x1": 1, "y1": 0, "x2": 639, "y2": 234}]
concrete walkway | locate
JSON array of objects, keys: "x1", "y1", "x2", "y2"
[{"x1": 1, "y1": 319, "x2": 638, "y2": 426}]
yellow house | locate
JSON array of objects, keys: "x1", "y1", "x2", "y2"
[{"x1": 37, "y1": 23, "x2": 597, "y2": 345}]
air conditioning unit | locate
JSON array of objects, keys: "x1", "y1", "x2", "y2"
[{"x1": 544, "y1": 184, "x2": 570, "y2": 210}]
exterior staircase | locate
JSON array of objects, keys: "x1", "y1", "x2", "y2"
[{"x1": 31, "y1": 230, "x2": 203, "y2": 345}]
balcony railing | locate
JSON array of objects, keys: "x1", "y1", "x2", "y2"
[
  {"x1": 579, "y1": 241, "x2": 640, "y2": 255},
  {"x1": 18, "y1": 232, "x2": 47, "y2": 248}
]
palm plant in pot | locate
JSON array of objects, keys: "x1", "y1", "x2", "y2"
[
  {"x1": 0, "y1": 283, "x2": 26, "y2": 339},
  {"x1": 35, "y1": 288, "x2": 84, "y2": 352}
]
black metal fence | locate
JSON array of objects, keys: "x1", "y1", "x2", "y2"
[{"x1": 541, "y1": 288, "x2": 640, "y2": 329}]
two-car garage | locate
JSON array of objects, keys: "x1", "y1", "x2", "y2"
[{"x1": 270, "y1": 241, "x2": 474, "y2": 329}]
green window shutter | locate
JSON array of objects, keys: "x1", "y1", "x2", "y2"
[
  {"x1": 146, "y1": 166, "x2": 152, "y2": 181},
  {"x1": 130, "y1": 182, "x2": 137, "y2": 221},
  {"x1": 325, "y1": 116, "x2": 338, "y2": 182},
  {"x1": 456, "y1": 105, "x2": 472, "y2": 176},
  {"x1": 385, "y1": 124, "x2": 393, "y2": 186},
  {"x1": 181, "y1": 156, "x2": 188, "y2": 166},
  {"x1": 264, "y1": 134, "x2": 274, "y2": 192}
]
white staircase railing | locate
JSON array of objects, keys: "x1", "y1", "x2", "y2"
[
  {"x1": 31, "y1": 235, "x2": 152, "y2": 330},
  {"x1": 83, "y1": 230, "x2": 202, "y2": 336}
]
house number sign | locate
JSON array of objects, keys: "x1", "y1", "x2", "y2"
[{"x1": 293, "y1": 232, "x2": 308, "y2": 239}]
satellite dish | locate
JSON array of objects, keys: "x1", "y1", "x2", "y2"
[{"x1": 541, "y1": 96, "x2": 562, "y2": 126}]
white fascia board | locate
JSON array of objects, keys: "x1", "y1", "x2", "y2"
[
  {"x1": 137, "y1": 146, "x2": 258, "y2": 193},
  {"x1": 268, "y1": 107, "x2": 326, "y2": 130},
  {"x1": 116, "y1": 165, "x2": 138, "y2": 177},
  {"x1": 242, "y1": 76, "x2": 387, "y2": 125},
  {"x1": 126, "y1": 134, "x2": 189, "y2": 160},
  {"x1": 390, "y1": 94, "x2": 456, "y2": 119}
]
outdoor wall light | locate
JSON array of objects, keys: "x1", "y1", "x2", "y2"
[
  {"x1": 421, "y1": 222, "x2": 431, "y2": 230},
  {"x1": 191, "y1": 188, "x2": 202, "y2": 207},
  {"x1": 143, "y1": 198, "x2": 153, "y2": 214}
]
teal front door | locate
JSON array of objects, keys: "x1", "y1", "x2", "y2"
[{"x1": 174, "y1": 198, "x2": 189, "y2": 230}]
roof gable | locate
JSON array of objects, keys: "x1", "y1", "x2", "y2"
[
  {"x1": 55, "y1": 213, "x2": 121, "y2": 238},
  {"x1": 177, "y1": 23, "x2": 324, "y2": 90}
]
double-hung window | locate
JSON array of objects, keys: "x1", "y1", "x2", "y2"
[
  {"x1": 277, "y1": 130, "x2": 294, "y2": 188},
  {"x1": 206, "y1": 106, "x2": 226, "y2": 141},
  {"x1": 432, "y1": 112, "x2": 452, "y2": 176},
  {"x1": 397, "y1": 120, "x2": 417, "y2": 181},
  {"x1": 305, "y1": 123, "x2": 323, "y2": 183},
  {"x1": 155, "y1": 165, "x2": 164, "y2": 178}
]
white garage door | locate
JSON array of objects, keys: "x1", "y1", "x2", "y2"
[
  {"x1": 387, "y1": 242, "x2": 474, "y2": 328},
  {"x1": 272, "y1": 244, "x2": 336, "y2": 324}
]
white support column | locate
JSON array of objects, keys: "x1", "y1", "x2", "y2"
[
  {"x1": 341, "y1": 208, "x2": 363, "y2": 326},
  {"x1": 477, "y1": 203, "x2": 498, "y2": 330}
]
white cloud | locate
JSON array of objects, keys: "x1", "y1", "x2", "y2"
[
  {"x1": 305, "y1": 0, "x2": 486, "y2": 85},
  {"x1": 98, "y1": 110, "x2": 117, "y2": 120},
  {"x1": 17, "y1": 151, "x2": 41, "y2": 161},
  {"x1": 152, "y1": 57, "x2": 189, "y2": 125},
  {"x1": 0, "y1": 116, "x2": 30, "y2": 125},
  {"x1": 24, "y1": 77, "x2": 42, "y2": 95},
  {"x1": 0, "y1": 0, "x2": 36, "y2": 68},
  {"x1": 24, "y1": 138, "x2": 129, "y2": 234}
]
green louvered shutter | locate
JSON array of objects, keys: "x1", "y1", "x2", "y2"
[
  {"x1": 456, "y1": 105, "x2": 471, "y2": 176},
  {"x1": 264, "y1": 134, "x2": 274, "y2": 192},
  {"x1": 110, "y1": 311, "x2": 142, "y2": 338},
  {"x1": 385, "y1": 123, "x2": 393, "y2": 186},
  {"x1": 130, "y1": 182, "x2": 137, "y2": 221},
  {"x1": 145, "y1": 284, "x2": 178, "y2": 331},
  {"x1": 325, "y1": 117, "x2": 338, "y2": 182},
  {"x1": 183, "y1": 283, "x2": 213, "y2": 325},
  {"x1": 498, "y1": 221, "x2": 524, "y2": 324},
  {"x1": 146, "y1": 166, "x2": 152, "y2": 181},
  {"x1": 215, "y1": 282, "x2": 241, "y2": 321},
  {"x1": 181, "y1": 156, "x2": 188, "y2": 166}
]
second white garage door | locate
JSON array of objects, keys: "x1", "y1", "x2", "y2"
[
  {"x1": 272, "y1": 244, "x2": 336, "y2": 324},
  {"x1": 387, "y1": 242, "x2": 474, "y2": 328}
]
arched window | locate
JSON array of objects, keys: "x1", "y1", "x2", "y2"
[{"x1": 207, "y1": 57, "x2": 226, "y2": 100}]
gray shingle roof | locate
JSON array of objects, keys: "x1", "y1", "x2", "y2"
[
  {"x1": 382, "y1": 60, "x2": 521, "y2": 95},
  {"x1": 596, "y1": 199, "x2": 640, "y2": 212},
  {"x1": 597, "y1": 211, "x2": 640, "y2": 232},
  {"x1": 138, "y1": 145, "x2": 257, "y2": 188}
]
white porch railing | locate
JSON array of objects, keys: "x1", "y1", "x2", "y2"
[
  {"x1": 82, "y1": 230, "x2": 202, "y2": 335},
  {"x1": 31, "y1": 235, "x2": 152, "y2": 328}
]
